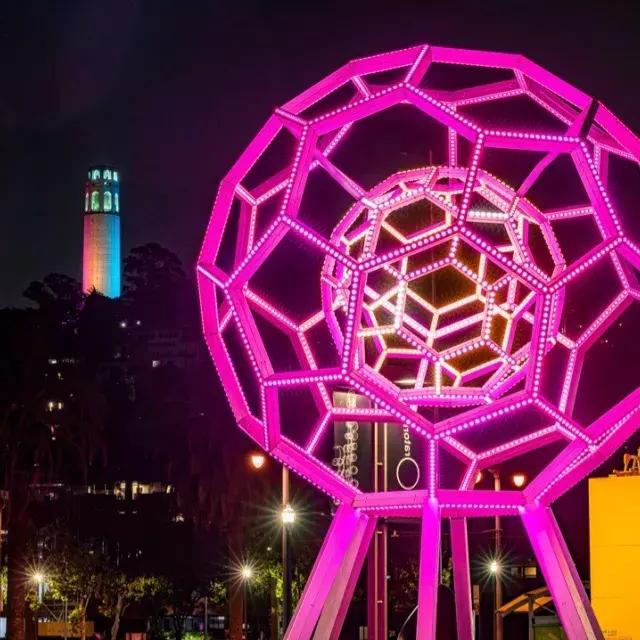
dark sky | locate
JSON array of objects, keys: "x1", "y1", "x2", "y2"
[{"x1": 1, "y1": 0, "x2": 639, "y2": 306}]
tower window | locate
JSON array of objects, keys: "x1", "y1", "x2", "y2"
[
  {"x1": 92, "y1": 169, "x2": 100, "y2": 180},
  {"x1": 115, "y1": 193, "x2": 120, "y2": 212},
  {"x1": 91, "y1": 191, "x2": 100, "y2": 211},
  {"x1": 103, "y1": 169, "x2": 112, "y2": 180},
  {"x1": 104, "y1": 191, "x2": 112, "y2": 211},
  {"x1": 113, "y1": 171, "x2": 119, "y2": 182},
  {"x1": 85, "y1": 192, "x2": 89, "y2": 211}
]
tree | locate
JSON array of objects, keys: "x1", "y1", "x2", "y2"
[
  {"x1": 0, "y1": 301, "x2": 105, "y2": 640},
  {"x1": 122, "y1": 243, "x2": 190, "y2": 328},
  {"x1": 140, "y1": 575, "x2": 172, "y2": 640},
  {"x1": 23, "y1": 273, "x2": 82, "y2": 322},
  {"x1": 45, "y1": 539, "x2": 102, "y2": 640},
  {"x1": 98, "y1": 573, "x2": 170, "y2": 640},
  {"x1": 165, "y1": 583, "x2": 200, "y2": 640}
]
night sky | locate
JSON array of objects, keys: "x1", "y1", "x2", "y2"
[{"x1": 1, "y1": 0, "x2": 640, "y2": 306}]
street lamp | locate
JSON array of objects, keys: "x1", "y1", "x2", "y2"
[
  {"x1": 31, "y1": 570, "x2": 46, "y2": 640},
  {"x1": 488, "y1": 469, "x2": 503, "y2": 640},
  {"x1": 281, "y1": 469, "x2": 295, "y2": 634},
  {"x1": 248, "y1": 452, "x2": 266, "y2": 471},
  {"x1": 281, "y1": 504, "x2": 296, "y2": 525},
  {"x1": 240, "y1": 565, "x2": 253, "y2": 640},
  {"x1": 511, "y1": 472, "x2": 527, "y2": 488},
  {"x1": 31, "y1": 570, "x2": 46, "y2": 602},
  {"x1": 246, "y1": 450, "x2": 292, "y2": 636},
  {"x1": 485, "y1": 469, "x2": 525, "y2": 640}
]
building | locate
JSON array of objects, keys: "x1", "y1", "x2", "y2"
[
  {"x1": 82, "y1": 166, "x2": 121, "y2": 298},
  {"x1": 589, "y1": 473, "x2": 640, "y2": 640}
]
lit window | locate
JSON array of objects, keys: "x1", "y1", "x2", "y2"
[
  {"x1": 104, "y1": 191, "x2": 112, "y2": 211},
  {"x1": 114, "y1": 192, "x2": 119, "y2": 212},
  {"x1": 92, "y1": 169, "x2": 100, "y2": 180},
  {"x1": 85, "y1": 193, "x2": 89, "y2": 211},
  {"x1": 113, "y1": 171, "x2": 119, "y2": 182},
  {"x1": 91, "y1": 191, "x2": 100, "y2": 211},
  {"x1": 103, "y1": 169, "x2": 111, "y2": 180},
  {"x1": 152, "y1": 360, "x2": 161, "y2": 368}
]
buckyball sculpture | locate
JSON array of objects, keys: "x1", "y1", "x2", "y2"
[{"x1": 198, "y1": 45, "x2": 640, "y2": 639}]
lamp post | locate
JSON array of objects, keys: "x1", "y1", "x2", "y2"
[
  {"x1": 488, "y1": 469, "x2": 503, "y2": 640},
  {"x1": 484, "y1": 470, "x2": 527, "y2": 640},
  {"x1": 281, "y1": 468, "x2": 295, "y2": 634},
  {"x1": 203, "y1": 592, "x2": 208, "y2": 640},
  {"x1": 246, "y1": 451, "x2": 295, "y2": 636},
  {"x1": 240, "y1": 566, "x2": 253, "y2": 640},
  {"x1": 32, "y1": 571, "x2": 45, "y2": 640}
]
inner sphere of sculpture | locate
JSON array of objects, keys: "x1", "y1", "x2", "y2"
[{"x1": 198, "y1": 44, "x2": 640, "y2": 502}]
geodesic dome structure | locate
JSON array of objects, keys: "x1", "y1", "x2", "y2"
[{"x1": 198, "y1": 45, "x2": 640, "y2": 640}]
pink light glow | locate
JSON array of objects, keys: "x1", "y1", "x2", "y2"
[{"x1": 199, "y1": 45, "x2": 640, "y2": 639}]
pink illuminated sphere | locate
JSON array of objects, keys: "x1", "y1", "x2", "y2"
[{"x1": 198, "y1": 45, "x2": 640, "y2": 506}]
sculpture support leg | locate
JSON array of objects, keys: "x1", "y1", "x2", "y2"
[
  {"x1": 416, "y1": 499, "x2": 441, "y2": 640},
  {"x1": 313, "y1": 516, "x2": 377, "y2": 640},
  {"x1": 520, "y1": 503, "x2": 603, "y2": 640},
  {"x1": 450, "y1": 517, "x2": 474, "y2": 640},
  {"x1": 285, "y1": 504, "x2": 371, "y2": 640},
  {"x1": 367, "y1": 521, "x2": 388, "y2": 640}
]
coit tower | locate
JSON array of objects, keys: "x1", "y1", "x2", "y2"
[{"x1": 82, "y1": 166, "x2": 121, "y2": 298}]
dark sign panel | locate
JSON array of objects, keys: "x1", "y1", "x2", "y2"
[
  {"x1": 332, "y1": 391, "x2": 373, "y2": 492},
  {"x1": 385, "y1": 422, "x2": 425, "y2": 491}
]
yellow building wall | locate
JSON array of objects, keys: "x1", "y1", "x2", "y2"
[{"x1": 589, "y1": 475, "x2": 640, "y2": 640}]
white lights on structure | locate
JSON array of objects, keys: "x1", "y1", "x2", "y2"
[
  {"x1": 241, "y1": 566, "x2": 253, "y2": 581},
  {"x1": 489, "y1": 560, "x2": 501, "y2": 575}
]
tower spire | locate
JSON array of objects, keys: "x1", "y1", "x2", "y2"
[{"x1": 82, "y1": 166, "x2": 121, "y2": 298}]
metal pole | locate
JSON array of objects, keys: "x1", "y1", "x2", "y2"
[
  {"x1": 282, "y1": 466, "x2": 292, "y2": 634},
  {"x1": 0, "y1": 498, "x2": 3, "y2": 616},
  {"x1": 491, "y1": 471, "x2": 503, "y2": 640},
  {"x1": 243, "y1": 581, "x2": 247, "y2": 640},
  {"x1": 368, "y1": 420, "x2": 388, "y2": 640},
  {"x1": 204, "y1": 595, "x2": 208, "y2": 640}
]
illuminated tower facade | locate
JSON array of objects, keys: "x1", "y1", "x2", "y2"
[{"x1": 82, "y1": 166, "x2": 121, "y2": 298}]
